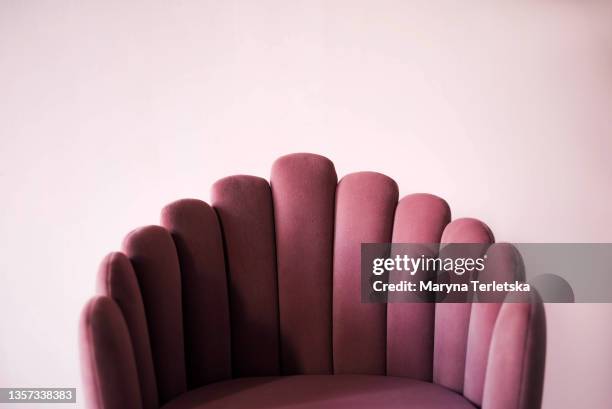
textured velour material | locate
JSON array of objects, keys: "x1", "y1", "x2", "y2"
[
  {"x1": 96, "y1": 252, "x2": 158, "y2": 409},
  {"x1": 81, "y1": 153, "x2": 547, "y2": 409},
  {"x1": 161, "y1": 199, "x2": 232, "y2": 387},
  {"x1": 482, "y1": 291, "x2": 546, "y2": 409},
  {"x1": 463, "y1": 243, "x2": 526, "y2": 406},
  {"x1": 123, "y1": 226, "x2": 187, "y2": 404},
  {"x1": 433, "y1": 218, "x2": 494, "y2": 393},
  {"x1": 161, "y1": 375, "x2": 477, "y2": 409},
  {"x1": 333, "y1": 172, "x2": 398, "y2": 374},
  {"x1": 80, "y1": 296, "x2": 143, "y2": 409},
  {"x1": 271, "y1": 153, "x2": 337, "y2": 374},
  {"x1": 387, "y1": 194, "x2": 450, "y2": 380},
  {"x1": 211, "y1": 176, "x2": 280, "y2": 377}
]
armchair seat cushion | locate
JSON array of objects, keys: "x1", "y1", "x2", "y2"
[{"x1": 161, "y1": 375, "x2": 476, "y2": 409}]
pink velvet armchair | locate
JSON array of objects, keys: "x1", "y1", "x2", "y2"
[{"x1": 80, "y1": 153, "x2": 546, "y2": 409}]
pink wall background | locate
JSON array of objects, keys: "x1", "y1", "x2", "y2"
[{"x1": 1, "y1": 1, "x2": 611, "y2": 407}]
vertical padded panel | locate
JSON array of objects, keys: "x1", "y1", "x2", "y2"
[
  {"x1": 212, "y1": 176, "x2": 280, "y2": 377},
  {"x1": 96, "y1": 253, "x2": 158, "y2": 409},
  {"x1": 482, "y1": 292, "x2": 546, "y2": 409},
  {"x1": 464, "y1": 243, "x2": 525, "y2": 406},
  {"x1": 80, "y1": 296, "x2": 143, "y2": 409},
  {"x1": 271, "y1": 153, "x2": 337, "y2": 374},
  {"x1": 161, "y1": 199, "x2": 231, "y2": 387},
  {"x1": 123, "y1": 226, "x2": 186, "y2": 404},
  {"x1": 433, "y1": 218, "x2": 494, "y2": 393},
  {"x1": 333, "y1": 172, "x2": 398, "y2": 374},
  {"x1": 387, "y1": 194, "x2": 450, "y2": 379}
]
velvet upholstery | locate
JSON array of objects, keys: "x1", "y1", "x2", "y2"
[
  {"x1": 80, "y1": 153, "x2": 546, "y2": 409},
  {"x1": 211, "y1": 176, "x2": 280, "y2": 378},
  {"x1": 482, "y1": 292, "x2": 546, "y2": 409},
  {"x1": 433, "y1": 218, "x2": 494, "y2": 393},
  {"x1": 333, "y1": 172, "x2": 398, "y2": 375},
  {"x1": 122, "y1": 225, "x2": 187, "y2": 404},
  {"x1": 161, "y1": 376, "x2": 477, "y2": 409},
  {"x1": 161, "y1": 199, "x2": 232, "y2": 388},
  {"x1": 387, "y1": 194, "x2": 450, "y2": 380},
  {"x1": 96, "y1": 252, "x2": 158, "y2": 409},
  {"x1": 271, "y1": 153, "x2": 336, "y2": 375},
  {"x1": 464, "y1": 244, "x2": 526, "y2": 406},
  {"x1": 80, "y1": 296, "x2": 143, "y2": 409}
]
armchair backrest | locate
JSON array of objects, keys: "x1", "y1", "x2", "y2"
[{"x1": 85, "y1": 153, "x2": 545, "y2": 409}]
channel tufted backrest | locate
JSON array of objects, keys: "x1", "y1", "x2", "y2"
[
  {"x1": 271, "y1": 154, "x2": 337, "y2": 374},
  {"x1": 83, "y1": 153, "x2": 545, "y2": 409}
]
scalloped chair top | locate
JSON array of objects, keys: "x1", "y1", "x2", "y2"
[{"x1": 81, "y1": 153, "x2": 545, "y2": 409}]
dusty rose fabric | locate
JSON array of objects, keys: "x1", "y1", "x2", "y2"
[
  {"x1": 387, "y1": 194, "x2": 450, "y2": 380},
  {"x1": 433, "y1": 218, "x2": 494, "y2": 393},
  {"x1": 96, "y1": 252, "x2": 158, "y2": 409},
  {"x1": 80, "y1": 296, "x2": 143, "y2": 409},
  {"x1": 211, "y1": 175, "x2": 280, "y2": 377},
  {"x1": 482, "y1": 291, "x2": 546, "y2": 409},
  {"x1": 123, "y1": 226, "x2": 187, "y2": 404},
  {"x1": 333, "y1": 172, "x2": 398, "y2": 374},
  {"x1": 161, "y1": 375, "x2": 477, "y2": 409},
  {"x1": 161, "y1": 199, "x2": 232, "y2": 388},
  {"x1": 271, "y1": 153, "x2": 336, "y2": 374},
  {"x1": 463, "y1": 243, "x2": 526, "y2": 406},
  {"x1": 81, "y1": 153, "x2": 546, "y2": 409}
]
